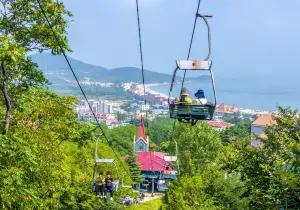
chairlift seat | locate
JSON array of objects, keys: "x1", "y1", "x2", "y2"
[
  {"x1": 157, "y1": 179, "x2": 168, "y2": 192},
  {"x1": 169, "y1": 103, "x2": 214, "y2": 121},
  {"x1": 95, "y1": 158, "x2": 114, "y2": 163},
  {"x1": 177, "y1": 60, "x2": 212, "y2": 71},
  {"x1": 164, "y1": 156, "x2": 178, "y2": 162}
]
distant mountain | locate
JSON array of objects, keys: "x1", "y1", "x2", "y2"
[{"x1": 31, "y1": 53, "x2": 173, "y2": 84}]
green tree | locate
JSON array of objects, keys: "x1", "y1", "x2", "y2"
[
  {"x1": 0, "y1": 88, "x2": 79, "y2": 208},
  {"x1": 163, "y1": 175, "x2": 216, "y2": 210},
  {"x1": 107, "y1": 125, "x2": 137, "y2": 156},
  {"x1": 224, "y1": 107, "x2": 300, "y2": 209},
  {"x1": 172, "y1": 122, "x2": 223, "y2": 175},
  {"x1": 163, "y1": 124, "x2": 249, "y2": 210},
  {"x1": 0, "y1": 88, "x2": 132, "y2": 208},
  {"x1": 220, "y1": 120, "x2": 251, "y2": 144},
  {"x1": 163, "y1": 170, "x2": 248, "y2": 210},
  {"x1": 125, "y1": 155, "x2": 143, "y2": 184},
  {"x1": 0, "y1": 0, "x2": 71, "y2": 134},
  {"x1": 148, "y1": 117, "x2": 173, "y2": 147}
]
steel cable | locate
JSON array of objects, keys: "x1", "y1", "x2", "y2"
[{"x1": 35, "y1": 0, "x2": 130, "y2": 177}]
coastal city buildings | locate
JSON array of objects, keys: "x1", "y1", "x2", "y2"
[
  {"x1": 122, "y1": 82, "x2": 169, "y2": 106},
  {"x1": 73, "y1": 82, "x2": 273, "y2": 131},
  {"x1": 76, "y1": 100, "x2": 113, "y2": 114}
]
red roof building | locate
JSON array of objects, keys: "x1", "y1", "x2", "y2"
[
  {"x1": 252, "y1": 113, "x2": 276, "y2": 127},
  {"x1": 137, "y1": 152, "x2": 174, "y2": 174},
  {"x1": 208, "y1": 121, "x2": 233, "y2": 130},
  {"x1": 135, "y1": 117, "x2": 147, "y2": 142},
  {"x1": 133, "y1": 119, "x2": 177, "y2": 184},
  {"x1": 251, "y1": 113, "x2": 276, "y2": 147},
  {"x1": 134, "y1": 117, "x2": 149, "y2": 152},
  {"x1": 216, "y1": 103, "x2": 240, "y2": 113}
]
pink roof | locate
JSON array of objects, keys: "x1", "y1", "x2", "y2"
[
  {"x1": 208, "y1": 121, "x2": 233, "y2": 128},
  {"x1": 137, "y1": 152, "x2": 171, "y2": 172}
]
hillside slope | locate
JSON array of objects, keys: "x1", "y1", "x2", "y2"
[{"x1": 31, "y1": 53, "x2": 173, "y2": 84}]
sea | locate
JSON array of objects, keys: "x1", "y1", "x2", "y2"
[{"x1": 150, "y1": 76, "x2": 300, "y2": 112}]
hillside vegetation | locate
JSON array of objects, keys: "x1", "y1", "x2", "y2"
[{"x1": 0, "y1": 0, "x2": 299, "y2": 209}]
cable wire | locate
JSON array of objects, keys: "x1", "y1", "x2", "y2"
[
  {"x1": 171, "y1": 0, "x2": 203, "y2": 174},
  {"x1": 135, "y1": 0, "x2": 157, "y2": 184},
  {"x1": 181, "y1": 0, "x2": 203, "y2": 89},
  {"x1": 35, "y1": 0, "x2": 130, "y2": 177},
  {"x1": 135, "y1": 0, "x2": 149, "y2": 127}
]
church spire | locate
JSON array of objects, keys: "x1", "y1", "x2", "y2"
[
  {"x1": 135, "y1": 117, "x2": 146, "y2": 142},
  {"x1": 134, "y1": 117, "x2": 149, "y2": 152}
]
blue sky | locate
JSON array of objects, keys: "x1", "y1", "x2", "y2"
[{"x1": 64, "y1": 0, "x2": 300, "y2": 80}]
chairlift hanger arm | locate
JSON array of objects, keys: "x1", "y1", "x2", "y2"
[
  {"x1": 208, "y1": 61, "x2": 217, "y2": 110},
  {"x1": 181, "y1": 0, "x2": 203, "y2": 89},
  {"x1": 196, "y1": 13, "x2": 212, "y2": 61},
  {"x1": 168, "y1": 66, "x2": 179, "y2": 104}
]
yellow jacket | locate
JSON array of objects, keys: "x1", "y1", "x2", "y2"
[
  {"x1": 177, "y1": 96, "x2": 192, "y2": 104},
  {"x1": 184, "y1": 97, "x2": 192, "y2": 104}
]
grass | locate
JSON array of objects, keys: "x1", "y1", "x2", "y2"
[{"x1": 127, "y1": 198, "x2": 163, "y2": 210}]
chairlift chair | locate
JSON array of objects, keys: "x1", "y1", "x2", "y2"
[
  {"x1": 157, "y1": 179, "x2": 168, "y2": 192},
  {"x1": 92, "y1": 158, "x2": 120, "y2": 193},
  {"x1": 168, "y1": 13, "x2": 217, "y2": 125},
  {"x1": 92, "y1": 139, "x2": 120, "y2": 195}
]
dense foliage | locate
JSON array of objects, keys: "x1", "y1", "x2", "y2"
[
  {"x1": 125, "y1": 156, "x2": 143, "y2": 184},
  {"x1": 0, "y1": 0, "x2": 71, "y2": 134},
  {"x1": 163, "y1": 108, "x2": 300, "y2": 210},
  {"x1": 0, "y1": 89, "x2": 132, "y2": 209}
]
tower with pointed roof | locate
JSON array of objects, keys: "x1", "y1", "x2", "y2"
[{"x1": 134, "y1": 117, "x2": 149, "y2": 152}]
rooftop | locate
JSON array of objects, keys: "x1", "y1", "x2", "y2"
[
  {"x1": 252, "y1": 113, "x2": 276, "y2": 127},
  {"x1": 216, "y1": 103, "x2": 240, "y2": 113},
  {"x1": 208, "y1": 121, "x2": 233, "y2": 128},
  {"x1": 137, "y1": 152, "x2": 172, "y2": 173}
]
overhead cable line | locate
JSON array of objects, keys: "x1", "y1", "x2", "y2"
[
  {"x1": 35, "y1": 0, "x2": 130, "y2": 177},
  {"x1": 181, "y1": 0, "x2": 203, "y2": 89},
  {"x1": 135, "y1": 0, "x2": 157, "y2": 186},
  {"x1": 135, "y1": 0, "x2": 149, "y2": 127},
  {"x1": 171, "y1": 0, "x2": 203, "y2": 173}
]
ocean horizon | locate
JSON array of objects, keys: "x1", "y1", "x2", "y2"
[{"x1": 150, "y1": 77, "x2": 299, "y2": 111}]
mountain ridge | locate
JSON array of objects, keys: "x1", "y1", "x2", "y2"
[{"x1": 31, "y1": 53, "x2": 174, "y2": 84}]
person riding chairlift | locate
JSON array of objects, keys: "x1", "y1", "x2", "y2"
[
  {"x1": 177, "y1": 87, "x2": 192, "y2": 104},
  {"x1": 194, "y1": 89, "x2": 207, "y2": 105},
  {"x1": 105, "y1": 171, "x2": 114, "y2": 200},
  {"x1": 94, "y1": 171, "x2": 105, "y2": 198}
]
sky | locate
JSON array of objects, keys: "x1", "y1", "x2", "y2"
[{"x1": 64, "y1": 0, "x2": 300, "y2": 81}]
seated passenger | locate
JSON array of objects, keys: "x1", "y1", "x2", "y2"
[
  {"x1": 95, "y1": 171, "x2": 105, "y2": 197},
  {"x1": 105, "y1": 171, "x2": 114, "y2": 200},
  {"x1": 177, "y1": 87, "x2": 192, "y2": 104},
  {"x1": 194, "y1": 89, "x2": 207, "y2": 105}
]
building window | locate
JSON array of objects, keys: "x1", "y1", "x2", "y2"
[{"x1": 136, "y1": 140, "x2": 145, "y2": 152}]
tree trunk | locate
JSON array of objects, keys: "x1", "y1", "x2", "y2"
[{"x1": 0, "y1": 62, "x2": 12, "y2": 135}]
